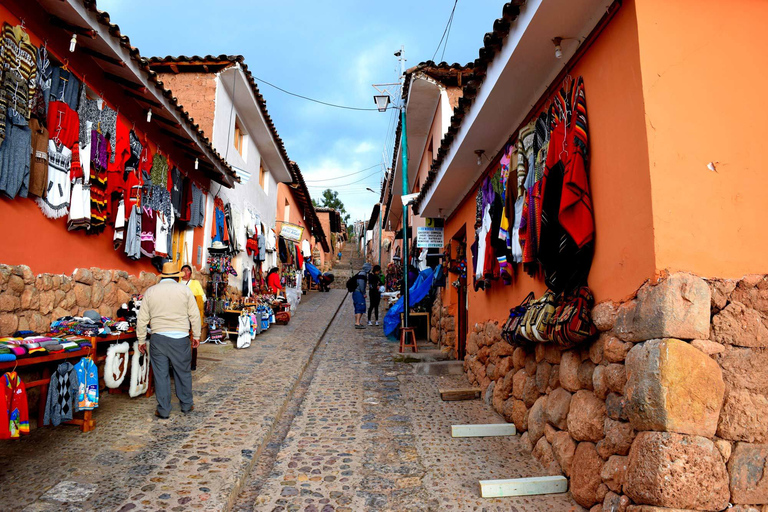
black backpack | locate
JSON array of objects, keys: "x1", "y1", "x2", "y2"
[{"x1": 346, "y1": 275, "x2": 359, "y2": 293}]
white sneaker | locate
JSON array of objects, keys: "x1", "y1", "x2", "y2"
[
  {"x1": 368, "y1": 321, "x2": 372, "y2": 326},
  {"x1": 375, "y1": 321, "x2": 379, "y2": 326}
]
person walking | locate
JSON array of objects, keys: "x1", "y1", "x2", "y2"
[
  {"x1": 137, "y1": 262, "x2": 201, "y2": 419},
  {"x1": 367, "y1": 265, "x2": 382, "y2": 326},
  {"x1": 353, "y1": 262, "x2": 371, "y2": 329},
  {"x1": 180, "y1": 264, "x2": 205, "y2": 370}
]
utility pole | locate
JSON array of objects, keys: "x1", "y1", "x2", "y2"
[{"x1": 395, "y1": 46, "x2": 410, "y2": 330}]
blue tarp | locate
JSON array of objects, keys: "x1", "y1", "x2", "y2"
[
  {"x1": 305, "y1": 262, "x2": 321, "y2": 283},
  {"x1": 383, "y1": 265, "x2": 439, "y2": 337}
]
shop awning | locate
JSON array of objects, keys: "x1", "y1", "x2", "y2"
[{"x1": 394, "y1": 227, "x2": 413, "y2": 240}]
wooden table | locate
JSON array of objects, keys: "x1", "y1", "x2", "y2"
[
  {"x1": 400, "y1": 311, "x2": 431, "y2": 342},
  {"x1": 0, "y1": 332, "x2": 150, "y2": 433}
]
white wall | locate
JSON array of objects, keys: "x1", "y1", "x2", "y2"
[{"x1": 202, "y1": 71, "x2": 281, "y2": 289}]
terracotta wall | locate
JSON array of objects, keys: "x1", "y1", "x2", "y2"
[
  {"x1": 275, "y1": 183, "x2": 311, "y2": 248},
  {"x1": 634, "y1": 0, "x2": 768, "y2": 280},
  {"x1": 441, "y1": 0, "x2": 655, "y2": 329},
  {"x1": 157, "y1": 72, "x2": 217, "y2": 138}
]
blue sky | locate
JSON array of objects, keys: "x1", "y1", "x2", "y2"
[{"x1": 99, "y1": 0, "x2": 504, "y2": 222}]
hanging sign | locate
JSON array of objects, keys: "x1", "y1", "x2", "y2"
[
  {"x1": 280, "y1": 222, "x2": 304, "y2": 242},
  {"x1": 417, "y1": 226, "x2": 444, "y2": 249}
]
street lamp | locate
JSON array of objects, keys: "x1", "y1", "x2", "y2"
[
  {"x1": 373, "y1": 45, "x2": 411, "y2": 331},
  {"x1": 366, "y1": 188, "x2": 383, "y2": 269},
  {"x1": 373, "y1": 95, "x2": 390, "y2": 112}
]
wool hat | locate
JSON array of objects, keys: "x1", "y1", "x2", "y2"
[
  {"x1": 362, "y1": 262, "x2": 372, "y2": 273},
  {"x1": 160, "y1": 261, "x2": 183, "y2": 278},
  {"x1": 83, "y1": 310, "x2": 101, "y2": 323}
]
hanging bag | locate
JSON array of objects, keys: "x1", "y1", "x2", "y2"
[
  {"x1": 521, "y1": 290, "x2": 558, "y2": 342},
  {"x1": 502, "y1": 292, "x2": 534, "y2": 345},
  {"x1": 551, "y1": 286, "x2": 597, "y2": 348}
]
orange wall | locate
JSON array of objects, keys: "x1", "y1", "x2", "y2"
[
  {"x1": 276, "y1": 182, "x2": 311, "y2": 248},
  {"x1": 443, "y1": 0, "x2": 655, "y2": 327},
  {"x1": 0, "y1": 5, "x2": 210, "y2": 276},
  {"x1": 634, "y1": 0, "x2": 768, "y2": 278}
]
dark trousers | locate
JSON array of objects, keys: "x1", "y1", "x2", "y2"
[
  {"x1": 149, "y1": 334, "x2": 194, "y2": 416},
  {"x1": 368, "y1": 293, "x2": 381, "y2": 321}
]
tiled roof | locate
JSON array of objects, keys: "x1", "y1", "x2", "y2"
[
  {"x1": 412, "y1": 1, "x2": 527, "y2": 212},
  {"x1": 147, "y1": 54, "x2": 293, "y2": 175},
  {"x1": 72, "y1": 2, "x2": 240, "y2": 185}
]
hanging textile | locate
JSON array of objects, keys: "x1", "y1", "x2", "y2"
[
  {"x1": 45, "y1": 65, "x2": 81, "y2": 111},
  {"x1": 89, "y1": 130, "x2": 109, "y2": 233},
  {"x1": 37, "y1": 140, "x2": 71, "y2": 219},
  {"x1": 77, "y1": 89, "x2": 117, "y2": 162},
  {"x1": 211, "y1": 197, "x2": 229, "y2": 243},
  {"x1": 0, "y1": 111, "x2": 32, "y2": 199},
  {"x1": 43, "y1": 362, "x2": 80, "y2": 427},
  {"x1": 0, "y1": 23, "x2": 37, "y2": 145},
  {"x1": 28, "y1": 118, "x2": 49, "y2": 198},
  {"x1": 74, "y1": 357, "x2": 98, "y2": 410},
  {"x1": 128, "y1": 342, "x2": 150, "y2": 398},
  {"x1": 1, "y1": 371, "x2": 29, "y2": 439}
]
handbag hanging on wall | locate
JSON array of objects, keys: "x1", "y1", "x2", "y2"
[
  {"x1": 551, "y1": 286, "x2": 597, "y2": 348},
  {"x1": 502, "y1": 292, "x2": 534, "y2": 345}
]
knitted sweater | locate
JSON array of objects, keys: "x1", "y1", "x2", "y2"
[
  {"x1": 43, "y1": 362, "x2": 80, "y2": 427},
  {"x1": 0, "y1": 23, "x2": 37, "y2": 144},
  {"x1": 1, "y1": 371, "x2": 29, "y2": 439},
  {"x1": 136, "y1": 279, "x2": 201, "y2": 344}
]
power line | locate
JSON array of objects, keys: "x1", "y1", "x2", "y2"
[
  {"x1": 441, "y1": 4, "x2": 457, "y2": 62},
  {"x1": 304, "y1": 164, "x2": 381, "y2": 182},
  {"x1": 251, "y1": 74, "x2": 391, "y2": 111},
  {"x1": 306, "y1": 169, "x2": 382, "y2": 188},
  {"x1": 432, "y1": 0, "x2": 459, "y2": 62}
]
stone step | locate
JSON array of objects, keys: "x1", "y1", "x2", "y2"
[{"x1": 410, "y1": 360, "x2": 464, "y2": 376}]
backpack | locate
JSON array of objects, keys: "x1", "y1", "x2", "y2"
[{"x1": 346, "y1": 275, "x2": 359, "y2": 293}]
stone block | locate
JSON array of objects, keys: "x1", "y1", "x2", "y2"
[
  {"x1": 466, "y1": 334, "x2": 479, "y2": 356},
  {"x1": 20, "y1": 288, "x2": 39, "y2": 310},
  {"x1": 525, "y1": 352, "x2": 537, "y2": 376},
  {"x1": 542, "y1": 343, "x2": 562, "y2": 364},
  {"x1": 91, "y1": 284, "x2": 105, "y2": 308},
  {"x1": 717, "y1": 347, "x2": 768, "y2": 393},
  {"x1": 7, "y1": 275, "x2": 24, "y2": 294},
  {"x1": 19, "y1": 265, "x2": 33, "y2": 284},
  {"x1": 625, "y1": 338, "x2": 725, "y2": 437},
  {"x1": 73, "y1": 268, "x2": 94, "y2": 285},
  {"x1": 730, "y1": 275, "x2": 768, "y2": 314},
  {"x1": 560, "y1": 350, "x2": 582, "y2": 392},
  {"x1": 536, "y1": 361, "x2": 552, "y2": 394},
  {"x1": 715, "y1": 439, "x2": 732, "y2": 462},
  {"x1": 510, "y1": 399, "x2": 528, "y2": 433},
  {"x1": 495, "y1": 369, "x2": 515, "y2": 401},
  {"x1": 532, "y1": 436, "x2": 556, "y2": 468},
  {"x1": 0, "y1": 293, "x2": 19, "y2": 312},
  {"x1": 591, "y1": 504, "x2": 604, "y2": 512},
  {"x1": 477, "y1": 346, "x2": 490, "y2": 364},
  {"x1": 73, "y1": 284, "x2": 92, "y2": 309},
  {"x1": 520, "y1": 431, "x2": 533, "y2": 453},
  {"x1": 60, "y1": 275, "x2": 72, "y2": 292},
  {"x1": 0, "y1": 312, "x2": 18, "y2": 336},
  {"x1": 35, "y1": 274, "x2": 53, "y2": 291},
  {"x1": 597, "y1": 419, "x2": 636, "y2": 459},
  {"x1": 712, "y1": 302, "x2": 768, "y2": 348},
  {"x1": 490, "y1": 341, "x2": 515, "y2": 361},
  {"x1": 552, "y1": 430, "x2": 576, "y2": 477},
  {"x1": 512, "y1": 369, "x2": 528, "y2": 400},
  {"x1": 528, "y1": 396, "x2": 548, "y2": 445},
  {"x1": 626, "y1": 507, "x2": 698, "y2": 512},
  {"x1": 709, "y1": 278, "x2": 737, "y2": 314},
  {"x1": 485, "y1": 321, "x2": 502, "y2": 345},
  {"x1": 593, "y1": 365, "x2": 609, "y2": 399},
  {"x1": 484, "y1": 381, "x2": 495, "y2": 406},
  {"x1": 579, "y1": 360, "x2": 596, "y2": 390},
  {"x1": 592, "y1": 301, "x2": 618, "y2": 332},
  {"x1": 486, "y1": 363, "x2": 497, "y2": 381},
  {"x1": 691, "y1": 339, "x2": 725, "y2": 356},
  {"x1": 605, "y1": 364, "x2": 627, "y2": 394},
  {"x1": 590, "y1": 336, "x2": 605, "y2": 365},
  {"x1": 496, "y1": 356, "x2": 513, "y2": 379},
  {"x1": 717, "y1": 388, "x2": 768, "y2": 443},
  {"x1": 614, "y1": 273, "x2": 710, "y2": 342},
  {"x1": 549, "y1": 364, "x2": 560, "y2": 390},
  {"x1": 571, "y1": 442, "x2": 604, "y2": 508},
  {"x1": 545, "y1": 387, "x2": 572, "y2": 430},
  {"x1": 604, "y1": 336, "x2": 631, "y2": 363},
  {"x1": 604, "y1": 492, "x2": 631, "y2": 512},
  {"x1": 39, "y1": 291, "x2": 55, "y2": 315},
  {"x1": 522, "y1": 374, "x2": 541, "y2": 408},
  {"x1": 602, "y1": 455, "x2": 628, "y2": 493},
  {"x1": 0, "y1": 265, "x2": 10, "y2": 286},
  {"x1": 568, "y1": 390, "x2": 606, "y2": 442},
  {"x1": 512, "y1": 347, "x2": 527, "y2": 370},
  {"x1": 544, "y1": 423, "x2": 557, "y2": 444},
  {"x1": 625, "y1": 432, "x2": 729, "y2": 511}
]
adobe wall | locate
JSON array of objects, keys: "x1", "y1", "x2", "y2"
[{"x1": 463, "y1": 272, "x2": 768, "y2": 511}]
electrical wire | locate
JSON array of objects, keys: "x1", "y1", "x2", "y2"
[
  {"x1": 432, "y1": 0, "x2": 459, "y2": 62},
  {"x1": 441, "y1": 4, "x2": 456, "y2": 62},
  {"x1": 306, "y1": 169, "x2": 382, "y2": 188},
  {"x1": 251, "y1": 74, "x2": 392, "y2": 111},
  {"x1": 304, "y1": 164, "x2": 381, "y2": 182}
]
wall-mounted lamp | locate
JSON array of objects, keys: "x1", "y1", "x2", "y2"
[
  {"x1": 474, "y1": 149, "x2": 485, "y2": 166},
  {"x1": 194, "y1": 158, "x2": 199, "y2": 170},
  {"x1": 69, "y1": 34, "x2": 77, "y2": 53},
  {"x1": 146, "y1": 109, "x2": 152, "y2": 122},
  {"x1": 553, "y1": 37, "x2": 563, "y2": 59}
]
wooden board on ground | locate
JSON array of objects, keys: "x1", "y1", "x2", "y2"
[
  {"x1": 479, "y1": 476, "x2": 568, "y2": 498},
  {"x1": 439, "y1": 387, "x2": 481, "y2": 401},
  {"x1": 451, "y1": 423, "x2": 517, "y2": 438}
]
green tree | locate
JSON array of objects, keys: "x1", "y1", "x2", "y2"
[{"x1": 317, "y1": 189, "x2": 351, "y2": 223}]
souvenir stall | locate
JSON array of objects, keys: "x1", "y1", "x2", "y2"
[{"x1": 0, "y1": 9, "x2": 231, "y2": 436}]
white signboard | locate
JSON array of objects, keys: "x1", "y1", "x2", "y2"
[
  {"x1": 280, "y1": 222, "x2": 304, "y2": 242},
  {"x1": 417, "y1": 227, "x2": 444, "y2": 249}
]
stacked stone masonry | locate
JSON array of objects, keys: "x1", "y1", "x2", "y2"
[
  {"x1": 462, "y1": 272, "x2": 768, "y2": 511},
  {"x1": 431, "y1": 291, "x2": 457, "y2": 355},
  {"x1": 0, "y1": 263, "x2": 166, "y2": 337}
]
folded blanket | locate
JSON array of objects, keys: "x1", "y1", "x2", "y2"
[
  {"x1": 27, "y1": 347, "x2": 46, "y2": 355},
  {"x1": 38, "y1": 340, "x2": 60, "y2": 347},
  {"x1": 8, "y1": 346, "x2": 26, "y2": 356},
  {"x1": 44, "y1": 344, "x2": 64, "y2": 352},
  {"x1": 23, "y1": 342, "x2": 40, "y2": 349},
  {"x1": 0, "y1": 347, "x2": 11, "y2": 355},
  {"x1": 0, "y1": 353, "x2": 16, "y2": 362}
]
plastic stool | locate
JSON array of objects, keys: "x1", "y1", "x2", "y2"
[{"x1": 399, "y1": 327, "x2": 418, "y2": 353}]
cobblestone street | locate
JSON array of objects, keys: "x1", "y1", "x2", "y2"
[{"x1": 0, "y1": 289, "x2": 580, "y2": 511}]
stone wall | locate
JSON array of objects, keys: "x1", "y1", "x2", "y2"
[
  {"x1": 462, "y1": 272, "x2": 768, "y2": 512},
  {"x1": 0, "y1": 264, "x2": 161, "y2": 336},
  {"x1": 430, "y1": 291, "x2": 456, "y2": 355}
]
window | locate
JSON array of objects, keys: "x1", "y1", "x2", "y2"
[
  {"x1": 233, "y1": 118, "x2": 246, "y2": 158},
  {"x1": 259, "y1": 163, "x2": 269, "y2": 195},
  {"x1": 284, "y1": 199, "x2": 291, "y2": 222}
]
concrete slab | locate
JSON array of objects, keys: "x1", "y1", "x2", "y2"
[{"x1": 411, "y1": 360, "x2": 465, "y2": 375}]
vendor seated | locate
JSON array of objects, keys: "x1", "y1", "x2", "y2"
[
  {"x1": 266, "y1": 267, "x2": 283, "y2": 296},
  {"x1": 319, "y1": 272, "x2": 334, "y2": 292}
]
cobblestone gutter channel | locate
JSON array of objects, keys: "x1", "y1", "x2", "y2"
[{"x1": 0, "y1": 290, "x2": 347, "y2": 512}]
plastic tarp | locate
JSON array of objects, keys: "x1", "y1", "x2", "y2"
[
  {"x1": 305, "y1": 262, "x2": 321, "y2": 283},
  {"x1": 383, "y1": 266, "x2": 438, "y2": 337}
]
